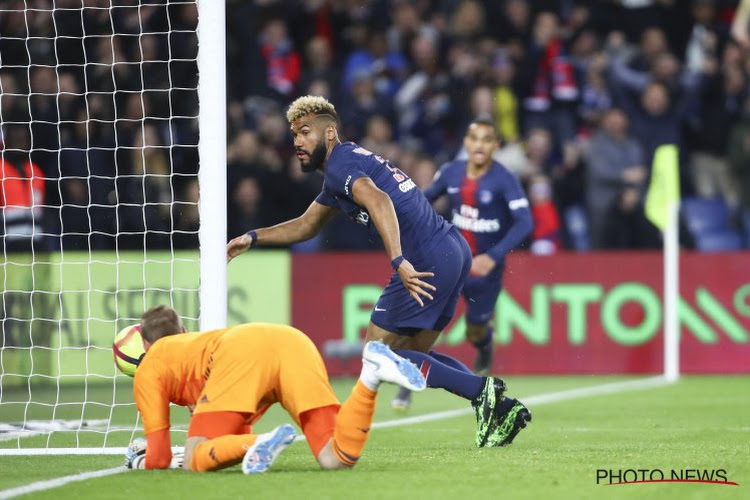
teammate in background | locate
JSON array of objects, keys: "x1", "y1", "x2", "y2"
[
  {"x1": 126, "y1": 305, "x2": 426, "y2": 472},
  {"x1": 227, "y1": 96, "x2": 531, "y2": 447},
  {"x1": 430, "y1": 118, "x2": 533, "y2": 372},
  {"x1": 391, "y1": 119, "x2": 533, "y2": 410}
]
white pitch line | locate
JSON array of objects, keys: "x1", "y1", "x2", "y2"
[
  {"x1": 0, "y1": 466, "x2": 125, "y2": 500},
  {"x1": 0, "y1": 375, "x2": 671, "y2": 499}
]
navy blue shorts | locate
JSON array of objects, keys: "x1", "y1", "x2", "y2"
[
  {"x1": 462, "y1": 267, "x2": 504, "y2": 325},
  {"x1": 371, "y1": 227, "x2": 472, "y2": 336}
]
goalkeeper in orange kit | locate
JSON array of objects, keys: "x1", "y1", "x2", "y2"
[{"x1": 125, "y1": 305, "x2": 425, "y2": 473}]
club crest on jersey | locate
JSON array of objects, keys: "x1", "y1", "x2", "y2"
[{"x1": 479, "y1": 190, "x2": 493, "y2": 204}]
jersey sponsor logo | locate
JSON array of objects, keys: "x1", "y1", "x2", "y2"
[
  {"x1": 509, "y1": 198, "x2": 529, "y2": 210},
  {"x1": 398, "y1": 178, "x2": 416, "y2": 193},
  {"x1": 479, "y1": 190, "x2": 493, "y2": 204},
  {"x1": 345, "y1": 175, "x2": 352, "y2": 195},
  {"x1": 355, "y1": 209, "x2": 370, "y2": 225},
  {"x1": 452, "y1": 204, "x2": 500, "y2": 233},
  {"x1": 352, "y1": 146, "x2": 373, "y2": 156},
  {"x1": 447, "y1": 186, "x2": 460, "y2": 193},
  {"x1": 460, "y1": 204, "x2": 479, "y2": 219}
]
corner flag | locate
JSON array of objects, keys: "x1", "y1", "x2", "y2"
[
  {"x1": 644, "y1": 144, "x2": 681, "y2": 382},
  {"x1": 645, "y1": 144, "x2": 680, "y2": 231}
]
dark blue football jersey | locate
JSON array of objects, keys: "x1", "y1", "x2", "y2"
[
  {"x1": 423, "y1": 160, "x2": 533, "y2": 265},
  {"x1": 315, "y1": 142, "x2": 453, "y2": 259}
]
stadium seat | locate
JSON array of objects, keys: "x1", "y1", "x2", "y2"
[
  {"x1": 680, "y1": 197, "x2": 744, "y2": 252},
  {"x1": 693, "y1": 231, "x2": 743, "y2": 252},
  {"x1": 563, "y1": 205, "x2": 590, "y2": 251},
  {"x1": 680, "y1": 197, "x2": 731, "y2": 235},
  {"x1": 741, "y1": 209, "x2": 750, "y2": 248}
]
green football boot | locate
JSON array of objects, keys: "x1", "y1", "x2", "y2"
[
  {"x1": 485, "y1": 397, "x2": 532, "y2": 447},
  {"x1": 471, "y1": 376, "x2": 507, "y2": 447}
]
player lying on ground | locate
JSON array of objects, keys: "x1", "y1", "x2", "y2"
[
  {"x1": 226, "y1": 96, "x2": 531, "y2": 447},
  {"x1": 391, "y1": 118, "x2": 533, "y2": 409},
  {"x1": 125, "y1": 305, "x2": 426, "y2": 472}
]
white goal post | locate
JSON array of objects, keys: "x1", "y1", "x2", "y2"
[{"x1": 0, "y1": 0, "x2": 225, "y2": 455}]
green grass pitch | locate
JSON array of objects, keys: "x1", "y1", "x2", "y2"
[{"x1": 0, "y1": 376, "x2": 748, "y2": 500}]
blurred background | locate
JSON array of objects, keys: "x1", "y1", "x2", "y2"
[{"x1": 2, "y1": 0, "x2": 750, "y2": 254}]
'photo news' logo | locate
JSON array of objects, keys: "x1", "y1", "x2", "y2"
[{"x1": 596, "y1": 469, "x2": 739, "y2": 486}]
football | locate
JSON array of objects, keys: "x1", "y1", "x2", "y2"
[{"x1": 113, "y1": 324, "x2": 145, "y2": 377}]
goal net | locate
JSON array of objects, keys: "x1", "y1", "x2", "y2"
[{"x1": 0, "y1": 0, "x2": 222, "y2": 455}]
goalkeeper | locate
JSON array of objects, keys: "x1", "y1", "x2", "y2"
[{"x1": 126, "y1": 305, "x2": 425, "y2": 473}]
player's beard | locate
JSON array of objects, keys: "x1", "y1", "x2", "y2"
[{"x1": 300, "y1": 140, "x2": 327, "y2": 172}]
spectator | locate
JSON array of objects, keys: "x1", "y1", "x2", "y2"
[
  {"x1": 518, "y1": 128, "x2": 554, "y2": 183},
  {"x1": 0, "y1": 125, "x2": 47, "y2": 252},
  {"x1": 5, "y1": 1, "x2": 750, "y2": 253},
  {"x1": 578, "y1": 55, "x2": 612, "y2": 129},
  {"x1": 339, "y1": 70, "x2": 395, "y2": 141},
  {"x1": 602, "y1": 186, "x2": 661, "y2": 249},
  {"x1": 519, "y1": 11, "x2": 579, "y2": 147},
  {"x1": 298, "y1": 36, "x2": 339, "y2": 101},
  {"x1": 728, "y1": 96, "x2": 750, "y2": 212},
  {"x1": 490, "y1": 0, "x2": 532, "y2": 45},
  {"x1": 491, "y1": 49, "x2": 521, "y2": 143},
  {"x1": 341, "y1": 29, "x2": 407, "y2": 97},
  {"x1": 448, "y1": 0, "x2": 487, "y2": 43},
  {"x1": 227, "y1": 130, "x2": 267, "y2": 186},
  {"x1": 121, "y1": 123, "x2": 172, "y2": 249},
  {"x1": 227, "y1": 177, "x2": 264, "y2": 241},
  {"x1": 395, "y1": 33, "x2": 456, "y2": 160},
  {"x1": 584, "y1": 109, "x2": 647, "y2": 248},
  {"x1": 360, "y1": 115, "x2": 401, "y2": 163},
  {"x1": 528, "y1": 174, "x2": 561, "y2": 255},
  {"x1": 259, "y1": 19, "x2": 301, "y2": 100},
  {"x1": 173, "y1": 179, "x2": 200, "y2": 250},
  {"x1": 689, "y1": 61, "x2": 745, "y2": 207}
]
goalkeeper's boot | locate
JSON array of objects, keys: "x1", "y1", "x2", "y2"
[
  {"x1": 242, "y1": 424, "x2": 296, "y2": 474},
  {"x1": 471, "y1": 376, "x2": 507, "y2": 447},
  {"x1": 390, "y1": 386, "x2": 412, "y2": 412},
  {"x1": 362, "y1": 340, "x2": 426, "y2": 392},
  {"x1": 485, "y1": 397, "x2": 532, "y2": 447},
  {"x1": 473, "y1": 342, "x2": 494, "y2": 376}
]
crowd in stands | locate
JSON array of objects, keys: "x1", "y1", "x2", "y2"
[{"x1": 1, "y1": 0, "x2": 749, "y2": 253}]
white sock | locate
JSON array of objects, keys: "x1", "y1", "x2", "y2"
[{"x1": 359, "y1": 359, "x2": 381, "y2": 392}]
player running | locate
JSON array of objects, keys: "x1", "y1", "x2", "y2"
[
  {"x1": 124, "y1": 305, "x2": 426, "y2": 472},
  {"x1": 227, "y1": 96, "x2": 531, "y2": 447},
  {"x1": 391, "y1": 118, "x2": 533, "y2": 409}
]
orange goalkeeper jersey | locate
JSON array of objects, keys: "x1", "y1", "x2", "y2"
[
  {"x1": 134, "y1": 323, "x2": 338, "y2": 436},
  {"x1": 133, "y1": 329, "x2": 224, "y2": 435},
  {"x1": 132, "y1": 323, "x2": 339, "y2": 469}
]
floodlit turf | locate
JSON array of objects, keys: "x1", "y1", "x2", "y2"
[{"x1": 0, "y1": 376, "x2": 748, "y2": 500}]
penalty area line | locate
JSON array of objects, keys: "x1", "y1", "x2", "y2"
[{"x1": 0, "y1": 375, "x2": 671, "y2": 498}]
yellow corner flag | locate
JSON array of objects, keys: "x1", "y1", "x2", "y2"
[{"x1": 645, "y1": 144, "x2": 680, "y2": 231}]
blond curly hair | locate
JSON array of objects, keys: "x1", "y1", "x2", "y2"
[{"x1": 286, "y1": 95, "x2": 338, "y2": 123}]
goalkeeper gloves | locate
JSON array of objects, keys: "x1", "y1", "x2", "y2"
[
  {"x1": 125, "y1": 438, "x2": 147, "y2": 469},
  {"x1": 125, "y1": 438, "x2": 184, "y2": 470}
]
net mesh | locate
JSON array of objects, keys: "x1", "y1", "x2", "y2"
[{"x1": 0, "y1": 0, "x2": 200, "y2": 451}]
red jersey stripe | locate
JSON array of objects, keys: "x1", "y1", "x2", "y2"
[{"x1": 459, "y1": 176, "x2": 478, "y2": 255}]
